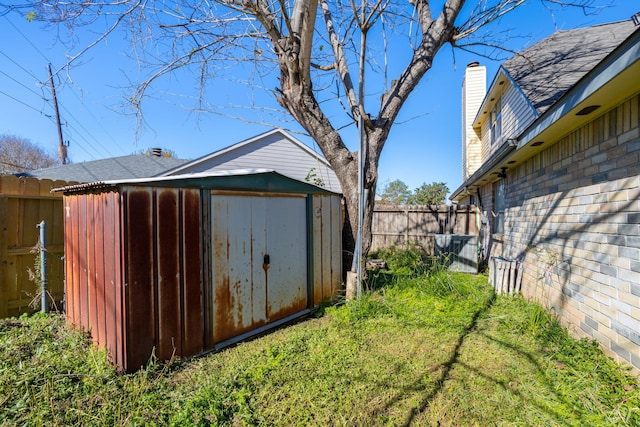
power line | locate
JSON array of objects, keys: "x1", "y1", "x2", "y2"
[
  {"x1": 64, "y1": 86, "x2": 131, "y2": 155},
  {"x1": 1, "y1": 14, "x2": 122, "y2": 161},
  {"x1": 3, "y1": 15, "x2": 50, "y2": 63},
  {"x1": 63, "y1": 121, "x2": 111, "y2": 159},
  {"x1": 0, "y1": 159, "x2": 32, "y2": 170},
  {"x1": 0, "y1": 89, "x2": 52, "y2": 117},
  {"x1": 0, "y1": 50, "x2": 42, "y2": 82},
  {"x1": 0, "y1": 68, "x2": 44, "y2": 99}
]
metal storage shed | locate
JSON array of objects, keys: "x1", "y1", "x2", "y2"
[{"x1": 55, "y1": 169, "x2": 342, "y2": 372}]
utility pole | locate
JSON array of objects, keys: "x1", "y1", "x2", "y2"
[{"x1": 48, "y1": 63, "x2": 68, "y2": 165}]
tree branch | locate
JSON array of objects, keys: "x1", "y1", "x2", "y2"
[{"x1": 319, "y1": 0, "x2": 359, "y2": 119}]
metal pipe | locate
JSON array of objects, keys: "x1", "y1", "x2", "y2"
[
  {"x1": 36, "y1": 221, "x2": 49, "y2": 313},
  {"x1": 356, "y1": 114, "x2": 365, "y2": 298}
]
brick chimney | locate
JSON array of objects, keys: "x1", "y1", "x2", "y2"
[{"x1": 462, "y1": 62, "x2": 486, "y2": 181}]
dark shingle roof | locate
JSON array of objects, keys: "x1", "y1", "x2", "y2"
[
  {"x1": 503, "y1": 20, "x2": 638, "y2": 114},
  {"x1": 21, "y1": 154, "x2": 189, "y2": 183}
]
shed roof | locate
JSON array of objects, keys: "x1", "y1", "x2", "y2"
[
  {"x1": 20, "y1": 154, "x2": 189, "y2": 183},
  {"x1": 503, "y1": 20, "x2": 637, "y2": 114},
  {"x1": 53, "y1": 169, "x2": 341, "y2": 195}
]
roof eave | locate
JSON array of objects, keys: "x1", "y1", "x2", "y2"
[
  {"x1": 472, "y1": 66, "x2": 539, "y2": 130},
  {"x1": 52, "y1": 168, "x2": 341, "y2": 196},
  {"x1": 452, "y1": 25, "x2": 640, "y2": 202},
  {"x1": 450, "y1": 143, "x2": 516, "y2": 200}
]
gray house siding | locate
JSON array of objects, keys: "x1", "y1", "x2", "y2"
[
  {"x1": 164, "y1": 129, "x2": 341, "y2": 193},
  {"x1": 500, "y1": 84, "x2": 536, "y2": 147},
  {"x1": 480, "y1": 82, "x2": 536, "y2": 162}
]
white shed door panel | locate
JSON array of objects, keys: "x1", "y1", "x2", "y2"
[
  {"x1": 265, "y1": 196, "x2": 307, "y2": 320},
  {"x1": 211, "y1": 194, "x2": 307, "y2": 344}
]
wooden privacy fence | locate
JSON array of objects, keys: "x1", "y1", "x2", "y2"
[
  {"x1": 0, "y1": 176, "x2": 73, "y2": 318},
  {"x1": 371, "y1": 204, "x2": 478, "y2": 253}
]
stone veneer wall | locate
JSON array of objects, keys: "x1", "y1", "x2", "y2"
[{"x1": 497, "y1": 93, "x2": 640, "y2": 372}]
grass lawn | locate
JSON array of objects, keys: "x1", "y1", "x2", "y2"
[{"x1": 1, "y1": 260, "x2": 639, "y2": 426}]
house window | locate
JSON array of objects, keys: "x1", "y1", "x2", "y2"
[
  {"x1": 493, "y1": 180, "x2": 505, "y2": 234},
  {"x1": 490, "y1": 99, "x2": 502, "y2": 145}
]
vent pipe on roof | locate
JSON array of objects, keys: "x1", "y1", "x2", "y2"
[
  {"x1": 632, "y1": 12, "x2": 640, "y2": 26},
  {"x1": 151, "y1": 148, "x2": 163, "y2": 157}
]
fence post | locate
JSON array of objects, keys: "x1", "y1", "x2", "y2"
[
  {"x1": 36, "y1": 221, "x2": 48, "y2": 313},
  {"x1": 404, "y1": 209, "x2": 409, "y2": 248},
  {"x1": 0, "y1": 191, "x2": 7, "y2": 318}
]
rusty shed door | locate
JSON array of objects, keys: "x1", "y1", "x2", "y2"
[{"x1": 211, "y1": 194, "x2": 307, "y2": 344}]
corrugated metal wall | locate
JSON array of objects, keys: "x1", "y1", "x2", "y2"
[
  {"x1": 311, "y1": 194, "x2": 342, "y2": 306},
  {"x1": 207, "y1": 192, "x2": 342, "y2": 346},
  {"x1": 209, "y1": 193, "x2": 308, "y2": 344},
  {"x1": 64, "y1": 191, "x2": 125, "y2": 366},
  {"x1": 64, "y1": 187, "x2": 203, "y2": 371},
  {"x1": 63, "y1": 180, "x2": 342, "y2": 372}
]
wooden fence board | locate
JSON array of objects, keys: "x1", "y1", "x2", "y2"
[
  {"x1": 0, "y1": 193, "x2": 7, "y2": 318},
  {"x1": 0, "y1": 176, "x2": 74, "y2": 318},
  {"x1": 371, "y1": 204, "x2": 478, "y2": 253}
]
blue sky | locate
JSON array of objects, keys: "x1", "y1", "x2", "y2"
[{"x1": 1, "y1": 2, "x2": 638, "y2": 195}]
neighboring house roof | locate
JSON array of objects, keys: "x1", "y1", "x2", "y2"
[
  {"x1": 161, "y1": 128, "x2": 342, "y2": 193},
  {"x1": 20, "y1": 154, "x2": 189, "y2": 183},
  {"x1": 503, "y1": 20, "x2": 637, "y2": 115}
]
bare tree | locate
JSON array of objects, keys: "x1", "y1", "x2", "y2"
[
  {"x1": 0, "y1": 134, "x2": 60, "y2": 174},
  {"x1": 5, "y1": 0, "x2": 600, "y2": 266}
]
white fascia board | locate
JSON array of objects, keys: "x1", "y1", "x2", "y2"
[{"x1": 472, "y1": 67, "x2": 538, "y2": 129}]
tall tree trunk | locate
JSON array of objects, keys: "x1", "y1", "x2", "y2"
[
  {"x1": 276, "y1": 78, "x2": 385, "y2": 276},
  {"x1": 331, "y1": 155, "x2": 377, "y2": 275}
]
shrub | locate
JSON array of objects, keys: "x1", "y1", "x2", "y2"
[{"x1": 369, "y1": 245, "x2": 432, "y2": 276}]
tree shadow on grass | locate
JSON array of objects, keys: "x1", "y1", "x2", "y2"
[
  {"x1": 398, "y1": 290, "x2": 497, "y2": 426},
  {"x1": 456, "y1": 330, "x2": 574, "y2": 420},
  {"x1": 390, "y1": 295, "x2": 611, "y2": 426}
]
